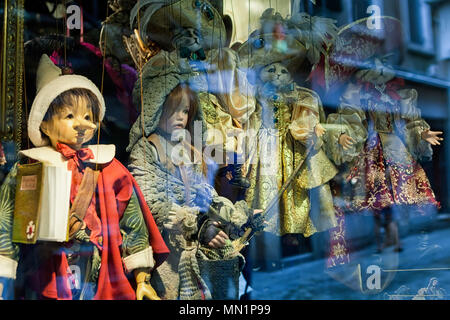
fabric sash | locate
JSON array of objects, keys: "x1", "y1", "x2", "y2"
[{"x1": 68, "y1": 166, "x2": 100, "y2": 239}]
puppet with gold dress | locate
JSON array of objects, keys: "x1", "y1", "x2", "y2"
[{"x1": 238, "y1": 10, "x2": 340, "y2": 238}]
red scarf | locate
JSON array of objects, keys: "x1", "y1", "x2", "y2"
[{"x1": 56, "y1": 143, "x2": 103, "y2": 248}]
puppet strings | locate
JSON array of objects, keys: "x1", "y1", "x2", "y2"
[
  {"x1": 93, "y1": 3, "x2": 110, "y2": 170},
  {"x1": 164, "y1": 3, "x2": 170, "y2": 201},
  {"x1": 63, "y1": 0, "x2": 67, "y2": 66},
  {"x1": 243, "y1": 0, "x2": 250, "y2": 175},
  {"x1": 137, "y1": 0, "x2": 146, "y2": 144},
  {"x1": 137, "y1": 0, "x2": 152, "y2": 194},
  {"x1": 22, "y1": 46, "x2": 30, "y2": 150}
]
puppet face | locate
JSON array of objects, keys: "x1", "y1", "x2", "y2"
[
  {"x1": 171, "y1": 27, "x2": 204, "y2": 57},
  {"x1": 355, "y1": 55, "x2": 396, "y2": 85},
  {"x1": 259, "y1": 62, "x2": 293, "y2": 89},
  {"x1": 40, "y1": 96, "x2": 97, "y2": 150},
  {"x1": 158, "y1": 89, "x2": 190, "y2": 134}
]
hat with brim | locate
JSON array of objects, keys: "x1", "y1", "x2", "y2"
[
  {"x1": 237, "y1": 32, "x2": 307, "y2": 84},
  {"x1": 28, "y1": 54, "x2": 106, "y2": 147},
  {"x1": 325, "y1": 16, "x2": 404, "y2": 91},
  {"x1": 130, "y1": 0, "x2": 225, "y2": 51}
]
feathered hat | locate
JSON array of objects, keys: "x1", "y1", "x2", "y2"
[
  {"x1": 237, "y1": 8, "x2": 338, "y2": 83},
  {"x1": 323, "y1": 16, "x2": 404, "y2": 92}
]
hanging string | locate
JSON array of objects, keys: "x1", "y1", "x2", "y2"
[
  {"x1": 94, "y1": 3, "x2": 110, "y2": 169},
  {"x1": 63, "y1": 0, "x2": 67, "y2": 67},
  {"x1": 245, "y1": 0, "x2": 251, "y2": 171},
  {"x1": 100, "y1": 5, "x2": 109, "y2": 96},
  {"x1": 55, "y1": 1, "x2": 60, "y2": 56},
  {"x1": 205, "y1": 0, "x2": 218, "y2": 165},
  {"x1": 80, "y1": 2, "x2": 84, "y2": 43},
  {"x1": 163, "y1": 1, "x2": 169, "y2": 200},
  {"x1": 22, "y1": 49, "x2": 30, "y2": 150},
  {"x1": 177, "y1": 0, "x2": 181, "y2": 61},
  {"x1": 137, "y1": 0, "x2": 146, "y2": 145}
]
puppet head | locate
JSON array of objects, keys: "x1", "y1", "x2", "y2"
[
  {"x1": 28, "y1": 54, "x2": 105, "y2": 148},
  {"x1": 354, "y1": 54, "x2": 397, "y2": 85},
  {"x1": 40, "y1": 88, "x2": 100, "y2": 150},
  {"x1": 258, "y1": 62, "x2": 293, "y2": 90},
  {"x1": 171, "y1": 27, "x2": 206, "y2": 61},
  {"x1": 238, "y1": 32, "x2": 307, "y2": 86},
  {"x1": 237, "y1": 8, "x2": 338, "y2": 86},
  {"x1": 130, "y1": 0, "x2": 225, "y2": 52},
  {"x1": 158, "y1": 84, "x2": 199, "y2": 135},
  {"x1": 126, "y1": 56, "x2": 207, "y2": 152}
]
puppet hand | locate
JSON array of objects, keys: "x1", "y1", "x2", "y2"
[
  {"x1": 251, "y1": 209, "x2": 267, "y2": 233},
  {"x1": 135, "y1": 269, "x2": 161, "y2": 300},
  {"x1": 339, "y1": 134, "x2": 355, "y2": 150},
  {"x1": 165, "y1": 206, "x2": 190, "y2": 229},
  {"x1": 421, "y1": 130, "x2": 444, "y2": 146},
  {"x1": 207, "y1": 223, "x2": 229, "y2": 248},
  {"x1": 314, "y1": 124, "x2": 326, "y2": 137},
  {"x1": 166, "y1": 205, "x2": 199, "y2": 240},
  {"x1": 199, "y1": 221, "x2": 229, "y2": 248},
  {"x1": 241, "y1": 209, "x2": 266, "y2": 234},
  {"x1": 136, "y1": 283, "x2": 161, "y2": 300}
]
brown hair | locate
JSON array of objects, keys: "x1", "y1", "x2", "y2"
[
  {"x1": 43, "y1": 88, "x2": 101, "y2": 123},
  {"x1": 161, "y1": 83, "x2": 199, "y2": 134},
  {"x1": 161, "y1": 83, "x2": 208, "y2": 177}
]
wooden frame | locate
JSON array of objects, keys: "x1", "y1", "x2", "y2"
[{"x1": 1, "y1": 0, "x2": 24, "y2": 151}]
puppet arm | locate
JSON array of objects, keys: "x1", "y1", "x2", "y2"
[
  {"x1": 120, "y1": 190, "x2": 160, "y2": 300},
  {"x1": 0, "y1": 163, "x2": 20, "y2": 299},
  {"x1": 324, "y1": 83, "x2": 368, "y2": 165},
  {"x1": 398, "y1": 88, "x2": 436, "y2": 162},
  {"x1": 289, "y1": 88, "x2": 327, "y2": 150}
]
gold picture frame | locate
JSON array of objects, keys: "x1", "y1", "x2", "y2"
[{"x1": 1, "y1": 0, "x2": 24, "y2": 151}]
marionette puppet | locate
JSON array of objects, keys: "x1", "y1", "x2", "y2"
[
  {"x1": 127, "y1": 0, "x2": 259, "y2": 191},
  {"x1": 324, "y1": 17, "x2": 442, "y2": 253},
  {"x1": 237, "y1": 10, "x2": 340, "y2": 241},
  {"x1": 0, "y1": 54, "x2": 169, "y2": 300},
  {"x1": 126, "y1": 60, "x2": 263, "y2": 299}
]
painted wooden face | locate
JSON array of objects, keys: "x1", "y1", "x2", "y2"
[
  {"x1": 40, "y1": 95, "x2": 97, "y2": 150},
  {"x1": 259, "y1": 62, "x2": 293, "y2": 89}
]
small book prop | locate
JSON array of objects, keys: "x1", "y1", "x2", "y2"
[{"x1": 12, "y1": 162, "x2": 72, "y2": 244}]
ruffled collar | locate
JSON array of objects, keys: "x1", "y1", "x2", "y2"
[{"x1": 19, "y1": 144, "x2": 116, "y2": 166}]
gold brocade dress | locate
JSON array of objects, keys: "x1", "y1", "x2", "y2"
[{"x1": 246, "y1": 86, "x2": 338, "y2": 237}]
